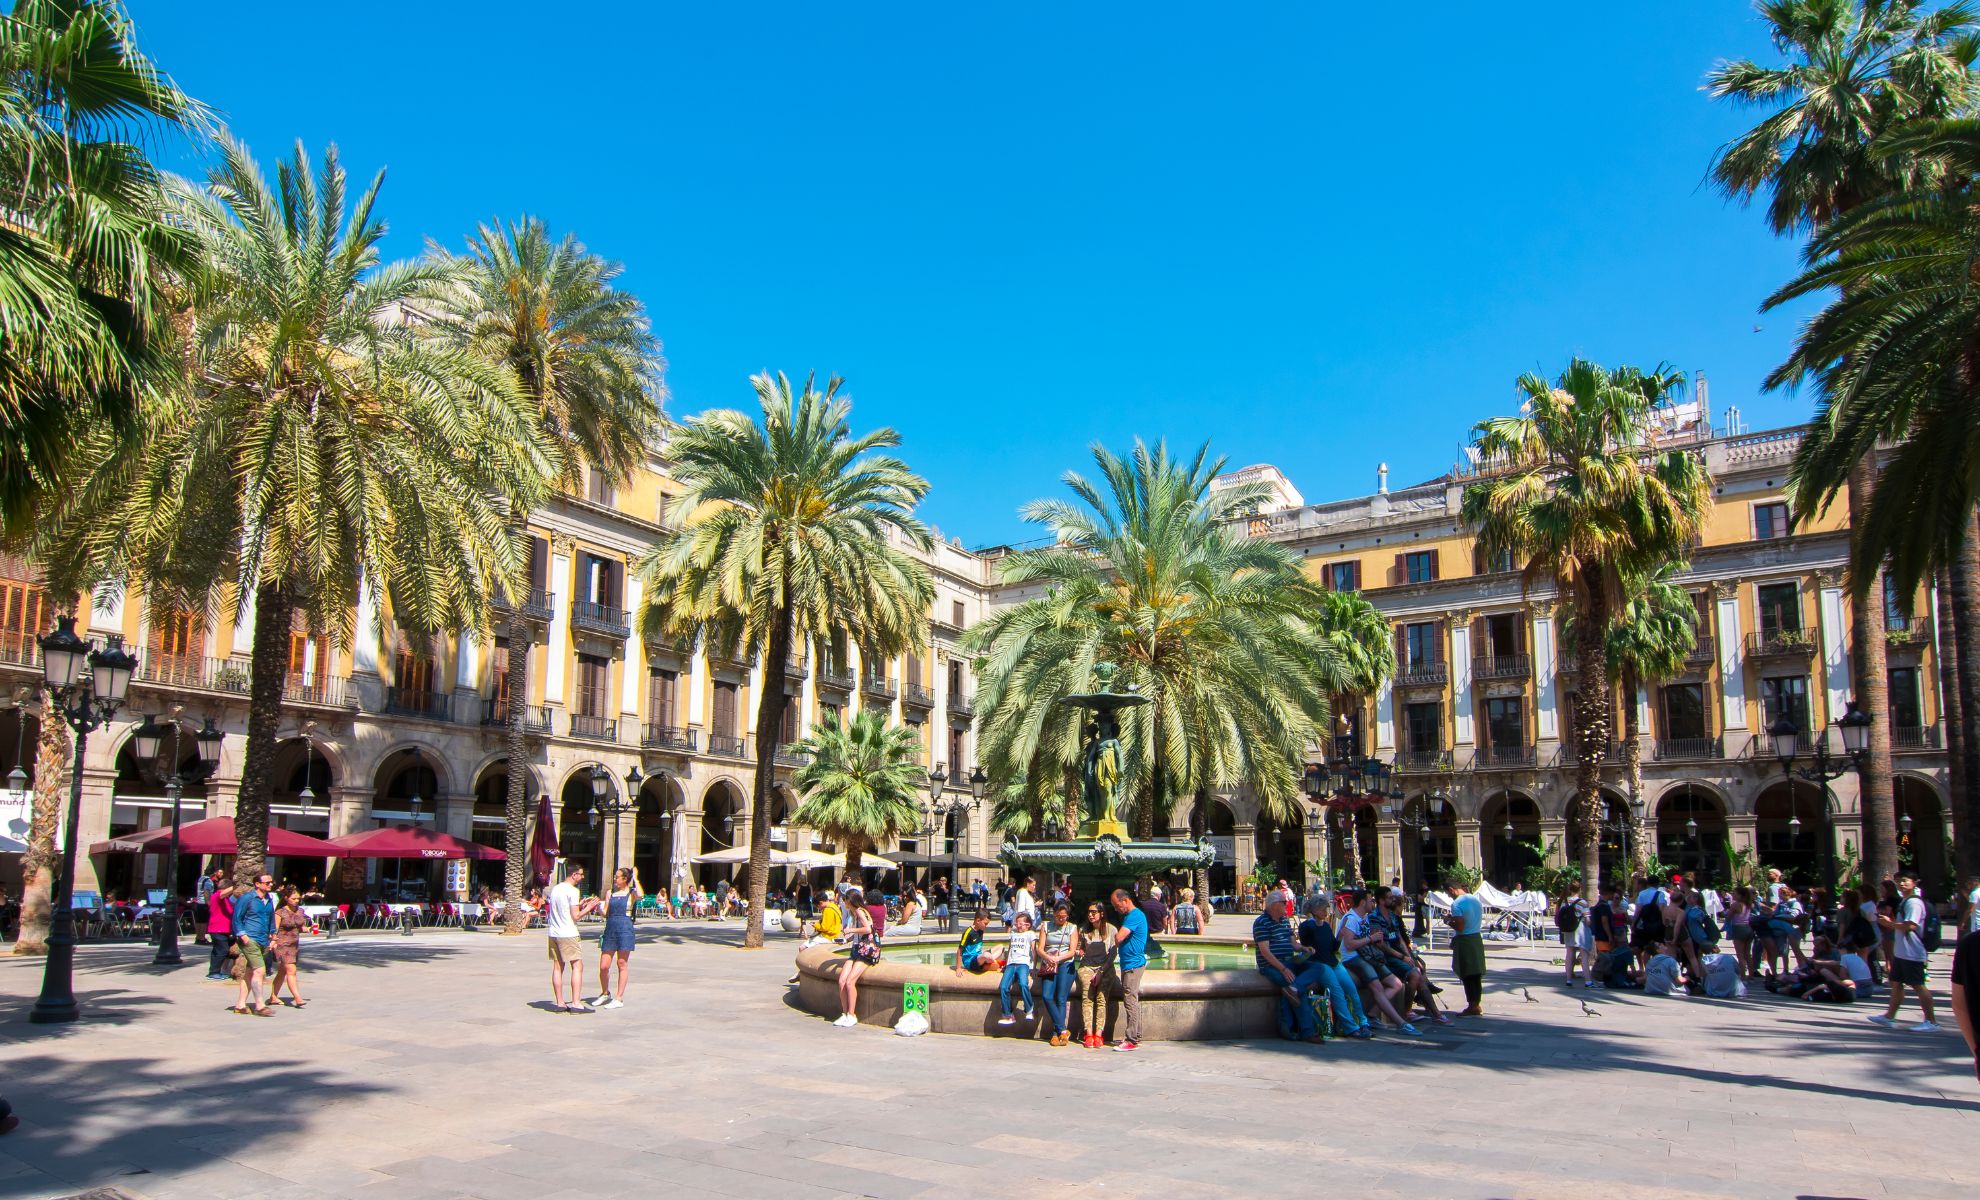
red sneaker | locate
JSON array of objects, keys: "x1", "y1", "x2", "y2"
[{"x1": 1113, "y1": 1040, "x2": 1139, "y2": 1052}]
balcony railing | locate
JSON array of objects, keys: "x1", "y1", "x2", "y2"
[
  {"x1": 1395, "y1": 748, "x2": 1452, "y2": 772},
  {"x1": 861, "y1": 674, "x2": 898, "y2": 702},
  {"x1": 1747, "y1": 629, "x2": 1816, "y2": 659},
  {"x1": 948, "y1": 689, "x2": 975, "y2": 717},
  {"x1": 492, "y1": 587, "x2": 555, "y2": 624},
  {"x1": 1396, "y1": 660, "x2": 1449, "y2": 687},
  {"x1": 137, "y1": 654, "x2": 250, "y2": 696},
  {"x1": 1473, "y1": 653, "x2": 1530, "y2": 681},
  {"x1": 1479, "y1": 744, "x2": 1536, "y2": 767},
  {"x1": 783, "y1": 653, "x2": 809, "y2": 682},
  {"x1": 641, "y1": 724, "x2": 697, "y2": 753},
  {"x1": 818, "y1": 664, "x2": 855, "y2": 692},
  {"x1": 1684, "y1": 635, "x2": 1716, "y2": 665},
  {"x1": 482, "y1": 699, "x2": 551, "y2": 733},
  {"x1": 902, "y1": 681, "x2": 934, "y2": 708},
  {"x1": 1558, "y1": 738, "x2": 1617, "y2": 765},
  {"x1": 569, "y1": 714, "x2": 619, "y2": 742},
  {"x1": 1884, "y1": 621, "x2": 1933, "y2": 651},
  {"x1": 1893, "y1": 725, "x2": 1942, "y2": 751},
  {"x1": 283, "y1": 673, "x2": 356, "y2": 709},
  {"x1": 1748, "y1": 727, "x2": 1818, "y2": 760},
  {"x1": 707, "y1": 732, "x2": 748, "y2": 758},
  {"x1": 570, "y1": 600, "x2": 631, "y2": 640},
  {"x1": 774, "y1": 743, "x2": 812, "y2": 767},
  {"x1": 0, "y1": 631, "x2": 40, "y2": 671},
  {"x1": 382, "y1": 686, "x2": 453, "y2": 721},
  {"x1": 1654, "y1": 736, "x2": 1723, "y2": 761}
]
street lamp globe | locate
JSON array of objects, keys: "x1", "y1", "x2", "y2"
[
  {"x1": 1788, "y1": 813, "x2": 1802, "y2": 836},
  {"x1": 1769, "y1": 716, "x2": 1800, "y2": 765},
  {"x1": 1900, "y1": 810, "x2": 1914, "y2": 835},
  {"x1": 928, "y1": 763, "x2": 948, "y2": 802},
  {"x1": 1836, "y1": 702, "x2": 1871, "y2": 757},
  {"x1": 968, "y1": 765, "x2": 987, "y2": 801},
  {"x1": 195, "y1": 719, "x2": 223, "y2": 773},
  {"x1": 88, "y1": 635, "x2": 137, "y2": 704},
  {"x1": 132, "y1": 714, "x2": 166, "y2": 765},
  {"x1": 589, "y1": 763, "x2": 611, "y2": 799},
  {"x1": 1685, "y1": 815, "x2": 1699, "y2": 839},
  {"x1": 37, "y1": 617, "x2": 90, "y2": 690}
]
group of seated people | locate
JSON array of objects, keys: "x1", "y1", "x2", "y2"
[{"x1": 1253, "y1": 884, "x2": 1459, "y2": 1042}]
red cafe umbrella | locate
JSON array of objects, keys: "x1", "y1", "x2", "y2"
[
  {"x1": 327, "y1": 825, "x2": 503, "y2": 861},
  {"x1": 91, "y1": 816, "x2": 348, "y2": 858},
  {"x1": 526, "y1": 793, "x2": 558, "y2": 885}
]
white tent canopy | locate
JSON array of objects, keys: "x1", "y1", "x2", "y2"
[{"x1": 689, "y1": 846, "x2": 895, "y2": 870}]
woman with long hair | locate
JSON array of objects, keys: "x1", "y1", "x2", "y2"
[
  {"x1": 270, "y1": 889, "x2": 311, "y2": 1008},
  {"x1": 591, "y1": 867, "x2": 641, "y2": 1009},
  {"x1": 834, "y1": 886, "x2": 880, "y2": 1027}
]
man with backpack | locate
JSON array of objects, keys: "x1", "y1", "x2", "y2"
[
  {"x1": 1870, "y1": 873, "x2": 1940, "y2": 1032},
  {"x1": 1631, "y1": 875, "x2": 1669, "y2": 971},
  {"x1": 1557, "y1": 891, "x2": 1590, "y2": 986}
]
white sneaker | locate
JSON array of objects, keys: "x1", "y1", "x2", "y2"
[
  {"x1": 997, "y1": 1015, "x2": 1016, "y2": 1025},
  {"x1": 832, "y1": 1013, "x2": 857, "y2": 1027},
  {"x1": 602, "y1": 998, "x2": 624, "y2": 1010},
  {"x1": 1867, "y1": 1014, "x2": 1898, "y2": 1027},
  {"x1": 592, "y1": 993, "x2": 612, "y2": 1006},
  {"x1": 1911, "y1": 1020, "x2": 1941, "y2": 1032}
]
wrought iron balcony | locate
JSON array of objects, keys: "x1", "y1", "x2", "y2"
[
  {"x1": 137, "y1": 654, "x2": 250, "y2": 696},
  {"x1": 1884, "y1": 620, "x2": 1933, "y2": 651},
  {"x1": 492, "y1": 587, "x2": 555, "y2": 624},
  {"x1": 948, "y1": 688, "x2": 975, "y2": 717},
  {"x1": 1684, "y1": 634, "x2": 1716, "y2": 664},
  {"x1": 482, "y1": 699, "x2": 551, "y2": 733},
  {"x1": 861, "y1": 674, "x2": 898, "y2": 702},
  {"x1": 774, "y1": 743, "x2": 812, "y2": 767},
  {"x1": 1654, "y1": 736, "x2": 1723, "y2": 761},
  {"x1": 818, "y1": 664, "x2": 855, "y2": 692},
  {"x1": 1473, "y1": 653, "x2": 1530, "y2": 681},
  {"x1": 0, "y1": 631, "x2": 40, "y2": 672},
  {"x1": 1395, "y1": 748, "x2": 1452, "y2": 772},
  {"x1": 1893, "y1": 725, "x2": 1942, "y2": 751},
  {"x1": 641, "y1": 724, "x2": 697, "y2": 753},
  {"x1": 707, "y1": 732, "x2": 748, "y2": 758},
  {"x1": 1748, "y1": 727, "x2": 1819, "y2": 760},
  {"x1": 1558, "y1": 738, "x2": 1617, "y2": 766},
  {"x1": 283, "y1": 673, "x2": 357, "y2": 709},
  {"x1": 382, "y1": 686, "x2": 452, "y2": 721},
  {"x1": 571, "y1": 600, "x2": 631, "y2": 640},
  {"x1": 783, "y1": 653, "x2": 809, "y2": 681},
  {"x1": 1480, "y1": 744, "x2": 1536, "y2": 767},
  {"x1": 1747, "y1": 628, "x2": 1816, "y2": 659},
  {"x1": 1395, "y1": 659, "x2": 1448, "y2": 688},
  {"x1": 902, "y1": 681, "x2": 935, "y2": 708},
  {"x1": 569, "y1": 714, "x2": 619, "y2": 743}
]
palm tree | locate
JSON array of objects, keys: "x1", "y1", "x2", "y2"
[
  {"x1": 969, "y1": 440, "x2": 1346, "y2": 852},
  {"x1": 1709, "y1": 0, "x2": 1980, "y2": 886},
  {"x1": 789, "y1": 710, "x2": 924, "y2": 879},
  {"x1": 1312, "y1": 589, "x2": 1396, "y2": 884},
  {"x1": 1462, "y1": 360, "x2": 1711, "y2": 899},
  {"x1": 38, "y1": 136, "x2": 550, "y2": 884},
  {"x1": 1601, "y1": 568, "x2": 1698, "y2": 876},
  {"x1": 425, "y1": 219, "x2": 664, "y2": 933},
  {"x1": 0, "y1": 0, "x2": 206, "y2": 537},
  {"x1": 637, "y1": 372, "x2": 934, "y2": 948}
]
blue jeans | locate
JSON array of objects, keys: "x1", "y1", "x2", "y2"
[
  {"x1": 1297, "y1": 960, "x2": 1366, "y2": 1032},
  {"x1": 1259, "y1": 966, "x2": 1314, "y2": 1039},
  {"x1": 1038, "y1": 961, "x2": 1075, "y2": 1033},
  {"x1": 999, "y1": 963, "x2": 1033, "y2": 1016}
]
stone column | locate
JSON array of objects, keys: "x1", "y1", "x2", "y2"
[
  {"x1": 1714, "y1": 581, "x2": 1747, "y2": 750},
  {"x1": 1817, "y1": 573, "x2": 1850, "y2": 726},
  {"x1": 1538, "y1": 817, "x2": 1569, "y2": 866},
  {"x1": 1723, "y1": 813, "x2": 1758, "y2": 858},
  {"x1": 1454, "y1": 818, "x2": 1482, "y2": 876},
  {"x1": 1375, "y1": 677, "x2": 1395, "y2": 753},
  {"x1": 1534, "y1": 604, "x2": 1559, "y2": 742},
  {"x1": 620, "y1": 575, "x2": 645, "y2": 728},
  {"x1": 1233, "y1": 823, "x2": 1257, "y2": 885},
  {"x1": 330, "y1": 786, "x2": 374, "y2": 896},
  {"x1": 1374, "y1": 817, "x2": 1402, "y2": 885},
  {"x1": 1451, "y1": 615, "x2": 1475, "y2": 749},
  {"x1": 545, "y1": 545, "x2": 571, "y2": 706},
  {"x1": 353, "y1": 580, "x2": 380, "y2": 677}
]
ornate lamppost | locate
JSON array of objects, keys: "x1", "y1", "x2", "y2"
[
  {"x1": 30, "y1": 617, "x2": 138, "y2": 1024},
  {"x1": 924, "y1": 762, "x2": 985, "y2": 930},
  {"x1": 1769, "y1": 702, "x2": 1871, "y2": 914},
  {"x1": 132, "y1": 712, "x2": 223, "y2": 965}
]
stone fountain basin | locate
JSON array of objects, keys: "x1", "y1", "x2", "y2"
[{"x1": 793, "y1": 933, "x2": 1281, "y2": 1040}]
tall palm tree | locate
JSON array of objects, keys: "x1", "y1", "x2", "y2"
[
  {"x1": 426, "y1": 219, "x2": 664, "y2": 933},
  {"x1": 38, "y1": 135, "x2": 551, "y2": 884},
  {"x1": 1602, "y1": 568, "x2": 1698, "y2": 875},
  {"x1": 789, "y1": 710, "x2": 924, "y2": 879},
  {"x1": 1312, "y1": 589, "x2": 1396, "y2": 885},
  {"x1": 0, "y1": 0, "x2": 206, "y2": 537},
  {"x1": 969, "y1": 440, "x2": 1346, "y2": 851},
  {"x1": 1462, "y1": 360, "x2": 1711, "y2": 899},
  {"x1": 637, "y1": 372, "x2": 934, "y2": 948},
  {"x1": 1708, "y1": 0, "x2": 1980, "y2": 885}
]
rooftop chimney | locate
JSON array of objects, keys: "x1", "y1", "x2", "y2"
[{"x1": 1377, "y1": 463, "x2": 1389, "y2": 495}]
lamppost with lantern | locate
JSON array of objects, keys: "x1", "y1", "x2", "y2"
[
  {"x1": 130, "y1": 712, "x2": 223, "y2": 965},
  {"x1": 1769, "y1": 701, "x2": 1872, "y2": 914},
  {"x1": 1303, "y1": 755, "x2": 1402, "y2": 886},
  {"x1": 30, "y1": 616, "x2": 139, "y2": 1024},
  {"x1": 588, "y1": 764, "x2": 645, "y2": 883},
  {"x1": 923, "y1": 762, "x2": 985, "y2": 930},
  {"x1": 1393, "y1": 790, "x2": 1456, "y2": 892}
]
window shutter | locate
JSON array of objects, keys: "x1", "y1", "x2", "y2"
[
  {"x1": 1434, "y1": 618, "x2": 1447, "y2": 662},
  {"x1": 609, "y1": 559, "x2": 623, "y2": 610},
  {"x1": 1392, "y1": 553, "x2": 1406, "y2": 586},
  {"x1": 1318, "y1": 564, "x2": 1332, "y2": 592},
  {"x1": 1428, "y1": 548, "x2": 1440, "y2": 581},
  {"x1": 529, "y1": 537, "x2": 548, "y2": 593},
  {"x1": 1471, "y1": 615, "x2": 1486, "y2": 657},
  {"x1": 1515, "y1": 615, "x2": 1527, "y2": 655},
  {"x1": 1348, "y1": 561, "x2": 1361, "y2": 591},
  {"x1": 1394, "y1": 624, "x2": 1407, "y2": 666},
  {"x1": 1473, "y1": 544, "x2": 1485, "y2": 575}
]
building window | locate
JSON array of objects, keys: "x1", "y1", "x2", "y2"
[
  {"x1": 952, "y1": 600, "x2": 967, "y2": 628},
  {"x1": 948, "y1": 725, "x2": 965, "y2": 772},
  {"x1": 647, "y1": 668, "x2": 677, "y2": 728},
  {"x1": 1484, "y1": 697, "x2": 1523, "y2": 752},
  {"x1": 711, "y1": 681, "x2": 738, "y2": 740},
  {"x1": 287, "y1": 629, "x2": 327, "y2": 680},
  {"x1": 1404, "y1": 550, "x2": 1438, "y2": 584},
  {"x1": 1403, "y1": 702, "x2": 1441, "y2": 753},
  {"x1": 585, "y1": 466, "x2": 614, "y2": 507},
  {"x1": 948, "y1": 658, "x2": 964, "y2": 694},
  {"x1": 1480, "y1": 547, "x2": 1516, "y2": 575},
  {"x1": 1759, "y1": 675, "x2": 1810, "y2": 735},
  {"x1": 148, "y1": 604, "x2": 203, "y2": 667},
  {"x1": 1483, "y1": 612, "x2": 1521, "y2": 659},
  {"x1": 1754, "y1": 501, "x2": 1791, "y2": 540},
  {"x1": 782, "y1": 693, "x2": 802, "y2": 743},
  {"x1": 1662, "y1": 683, "x2": 1707, "y2": 741},
  {"x1": 574, "y1": 654, "x2": 610, "y2": 718},
  {"x1": 1404, "y1": 622, "x2": 1440, "y2": 671},
  {"x1": 581, "y1": 554, "x2": 622, "y2": 608},
  {"x1": 1888, "y1": 666, "x2": 1921, "y2": 731},
  {"x1": 394, "y1": 646, "x2": 435, "y2": 695},
  {"x1": 904, "y1": 653, "x2": 922, "y2": 686},
  {"x1": 1883, "y1": 575, "x2": 1912, "y2": 631},
  {"x1": 492, "y1": 637, "x2": 513, "y2": 711},
  {"x1": 1326, "y1": 560, "x2": 1361, "y2": 592},
  {"x1": 1756, "y1": 582, "x2": 1800, "y2": 638},
  {"x1": 821, "y1": 702, "x2": 841, "y2": 729}
]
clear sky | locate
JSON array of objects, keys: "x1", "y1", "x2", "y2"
[{"x1": 132, "y1": 1, "x2": 1820, "y2": 548}]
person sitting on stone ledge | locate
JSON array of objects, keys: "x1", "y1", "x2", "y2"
[{"x1": 954, "y1": 910, "x2": 998, "y2": 975}]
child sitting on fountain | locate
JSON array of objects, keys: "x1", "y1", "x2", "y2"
[
  {"x1": 997, "y1": 913, "x2": 1037, "y2": 1025},
  {"x1": 955, "y1": 910, "x2": 999, "y2": 975}
]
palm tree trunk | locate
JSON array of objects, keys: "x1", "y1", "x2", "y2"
[
  {"x1": 1936, "y1": 566, "x2": 1969, "y2": 877},
  {"x1": 1621, "y1": 665, "x2": 1647, "y2": 881},
  {"x1": 1343, "y1": 815, "x2": 1364, "y2": 886},
  {"x1": 1573, "y1": 580, "x2": 1611, "y2": 901},
  {"x1": 744, "y1": 610, "x2": 797, "y2": 949},
  {"x1": 1848, "y1": 461, "x2": 1897, "y2": 883},
  {"x1": 233, "y1": 580, "x2": 297, "y2": 886},
  {"x1": 10, "y1": 707, "x2": 69, "y2": 955},
  {"x1": 844, "y1": 839, "x2": 865, "y2": 883},
  {"x1": 501, "y1": 602, "x2": 533, "y2": 935},
  {"x1": 1189, "y1": 788, "x2": 1211, "y2": 909},
  {"x1": 1950, "y1": 512, "x2": 1980, "y2": 882}
]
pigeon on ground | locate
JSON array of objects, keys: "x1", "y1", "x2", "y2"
[
  {"x1": 1580, "y1": 1000, "x2": 1600, "y2": 1017},
  {"x1": 1522, "y1": 988, "x2": 1538, "y2": 1004}
]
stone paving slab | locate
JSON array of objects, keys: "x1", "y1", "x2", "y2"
[{"x1": 0, "y1": 926, "x2": 1976, "y2": 1199}]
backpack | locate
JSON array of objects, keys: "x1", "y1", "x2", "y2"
[
  {"x1": 1634, "y1": 901, "x2": 1665, "y2": 936},
  {"x1": 1555, "y1": 900, "x2": 1581, "y2": 933},
  {"x1": 1917, "y1": 899, "x2": 1943, "y2": 953},
  {"x1": 1691, "y1": 906, "x2": 1720, "y2": 944}
]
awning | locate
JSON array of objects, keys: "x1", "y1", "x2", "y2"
[
  {"x1": 91, "y1": 817, "x2": 347, "y2": 857},
  {"x1": 878, "y1": 850, "x2": 1003, "y2": 869},
  {"x1": 326, "y1": 825, "x2": 504, "y2": 861}
]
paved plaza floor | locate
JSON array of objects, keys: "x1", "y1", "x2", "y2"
[{"x1": 0, "y1": 922, "x2": 1975, "y2": 1200}]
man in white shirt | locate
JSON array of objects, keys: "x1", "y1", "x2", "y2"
[
  {"x1": 1870, "y1": 873, "x2": 1939, "y2": 1031},
  {"x1": 1013, "y1": 875, "x2": 1038, "y2": 926},
  {"x1": 545, "y1": 867, "x2": 597, "y2": 1013}
]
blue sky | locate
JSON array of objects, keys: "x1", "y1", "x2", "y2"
[{"x1": 133, "y1": 2, "x2": 1817, "y2": 547}]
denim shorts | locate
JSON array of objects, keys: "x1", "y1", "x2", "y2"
[{"x1": 1343, "y1": 956, "x2": 1385, "y2": 986}]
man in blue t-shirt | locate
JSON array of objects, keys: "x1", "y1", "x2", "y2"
[
  {"x1": 1253, "y1": 897, "x2": 1315, "y2": 1041},
  {"x1": 1110, "y1": 888, "x2": 1149, "y2": 1051}
]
